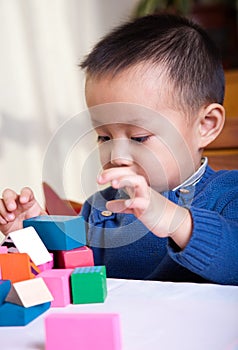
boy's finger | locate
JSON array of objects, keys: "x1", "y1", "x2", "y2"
[
  {"x1": 0, "y1": 200, "x2": 15, "y2": 222},
  {"x1": 2, "y1": 189, "x2": 18, "y2": 211},
  {"x1": 19, "y1": 187, "x2": 34, "y2": 204},
  {"x1": 111, "y1": 175, "x2": 149, "y2": 199},
  {"x1": 0, "y1": 215, "x2": 7, "y2": 225},
  {"x1": 98, "y1": 167, "x2": 136, "y2": 184},
  {"x1": 106, "y1": 199, "x2": 130, "y2": 213}
]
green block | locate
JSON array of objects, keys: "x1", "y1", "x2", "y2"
[{"x1": 71, "y1": 266, "x2": 107, "y2": 304}]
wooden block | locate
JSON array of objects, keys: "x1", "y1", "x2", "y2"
[
  {"x1": 0, "y1": 280, "x2": 11, "y2": 305},
  {"x1": 45, "y1": 313, "x2": 121, "y2": 350},
  {"x1": 0, "y1": 237, "x2": 18, "y2": 253},
  {"x1": 5, "y1": 277, "x2": 53, "y2": 307},
  {"x1": 0, "y1": 253, "x2": 39, "y2": 283},
  {"x1": 23, "y1": 215, "x2": 86, "y2": 251},
  {"x1": 0, "y1": 246, "x2": 8, "y2": 254},
  {"x1": 37, "y1": 269, "x2": 73, "y2": 307},
  {"x1": 37, "y1": 253, "x2": 54, "y2": 272},
  {"x1": 0, "y1": 246, "x2": 8, "y2": 280},
  {"x1": 0, "y1": 301, "x2": 51, "y2": 326},
  {"x1": 9, "y1": 226, "x2": 53, "y2": 266},
  {"x1": 57, "y1": 246, "x2": 94, "y2": 269},
  {"x1": 71, "y1": 266, "x2": 107, "y2": 304}
]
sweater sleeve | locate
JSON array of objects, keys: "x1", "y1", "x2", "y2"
[{"x1": 167, "y1": 202, "x2": 238, "y2": 285}]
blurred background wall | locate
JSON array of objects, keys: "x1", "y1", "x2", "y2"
[{"x1": 0, "y1": 0, "x2": 139, "y2": 206}]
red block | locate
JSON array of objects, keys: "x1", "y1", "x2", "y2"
[{"x1": 57, "y1": 246, "x2": 94, "y2": 269}]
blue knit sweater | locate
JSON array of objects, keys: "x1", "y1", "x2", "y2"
[{"x1": 81, "y1": 166, "x2": 238, "y2": 285}]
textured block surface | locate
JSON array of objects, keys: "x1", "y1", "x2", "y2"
[
  {"x1": 38, "y1": 269, "x2": 73, "y2": 307},
  {"x1": 23, "y1": 215, "x2": 86, "y2": 251},
  {"x1": 57, "y1": 246, "x2": 94, "y2": 269},
  {"x1": 0, "y1": 301, "x2": 51, "y2": 326},
  {"x1": 71, "y1": 266, "x2": 107, "y2": 304},
  {"x1": 45, "y1": 313, "x2": 121, "y2": 350}
]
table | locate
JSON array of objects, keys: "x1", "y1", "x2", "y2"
[{"x1": 0, "y1": 278, "x2": 238, "y2": 350}]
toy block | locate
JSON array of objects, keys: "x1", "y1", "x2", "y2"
[
  {"x1": 0, "y1": 252, "x2": 40, "y2": 283},
  {"x1": 0, "y1": 301, "x2": 51, "y2": 326},
  {"x1": 0, "y1": 246, "x2": 8, "y2": 254},
  {"x1": 0, "y1": 280, "x2": 11, "y2": 305},
  {"x1": 5, "y1": 277, "x2": 53, "y2": 307},
  {"x1": 9, "y1": 226, "x2": 53, "y2": 266},
  {"x1": 45, "y1": 313, "x2": 121, "y2": 350},
  {"x1": 37, "y1": 269, "x2": 73, "y2": 307},
  {"x1": 71, "y1": 266, "x2": 107, "y2": 304},
  {"x1": 37, "y1": 253, "x2": 54, "y2": 272},
  {"x1": 0, "y1": 246, "x2": 8, "y2": 280},
  {"x1": 57, "y1": 246, "x2": 94, "y2": 269},
  {"x1": 23, "y1": 215, "x2": 86, "y2": 251},
  {"x1": 1, "y1": 236, "x2": 18, "y2": 253}
]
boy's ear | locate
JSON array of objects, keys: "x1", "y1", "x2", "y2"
[{"x1": 198, "y1": 103, "x2": 225, "y2": 149}]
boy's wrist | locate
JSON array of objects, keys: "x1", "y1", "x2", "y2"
[
  {"x1": 168, "y1": 208, "x2": 193, "y2": 249},
  {"x1": 143, "y1": 193, "x2": 193, "y2": 249}
]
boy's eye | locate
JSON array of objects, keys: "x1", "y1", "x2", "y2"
[
  {"x1": 97, "y1": 135, "x2": 111, "y2": 143},
  {"x1": 131, "y1": 136, "x2": 150, "y2": 143}
]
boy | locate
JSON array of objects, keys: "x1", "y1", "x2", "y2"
[{"x1": 0, "y1": 14, "x2": 238, "y2": 285}]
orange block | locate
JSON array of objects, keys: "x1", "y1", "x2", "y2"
[{"x1": 0, "y1": 253, "x2": 40, "y2": 283}]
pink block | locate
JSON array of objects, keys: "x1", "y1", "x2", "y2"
[
  {"x1": 37, "y1": 269, "x2": 73, "y2": 307},
  {"x1": 45, "y1": 313, "x2": 121, "y2": 350},
  {"x1": 0, "y1": 246, "x2": 8, "y2": 254},
  {"x1": 57, "y1": 246, "x2": 94, "y2": 269},
  {"x1": 0, "y1": 246, "x2": 7, "y2": 278},
  {"x1": 37, "y1": 253, "x2": 54, "y2": 272}
]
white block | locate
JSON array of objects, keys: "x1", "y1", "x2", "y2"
[
  {"x1": 5, "y1": 277, "x2": 54, "y2": 307},
  {"x1": 9, "y1": 226, "x2": 53, "y2": 266}
]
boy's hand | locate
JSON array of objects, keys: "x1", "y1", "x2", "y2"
[
  {"x1": 97, "y1": 168, "x2": 192, "y2": 249},
  {"x1": 0, "y1": 187, "x2": 46, "y2": 236}
]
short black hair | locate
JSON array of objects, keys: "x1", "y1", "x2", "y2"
[{"x1": 80, "y1": 14, "x2": 225, "y2": 114}]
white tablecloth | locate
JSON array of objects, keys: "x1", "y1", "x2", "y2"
[{"x1": 0, "y1": 278, "x2": 238, "y2": 350}]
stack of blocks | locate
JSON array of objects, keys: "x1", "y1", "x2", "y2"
[
  {"x1": 0, "y1": 215, "x2": 107, "y2": 322},
  {"x1": 0, "y1": 215, "x2": 121, "y2": 349}
]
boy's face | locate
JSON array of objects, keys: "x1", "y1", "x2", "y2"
[{"x1": 85, "y1": 66, "x2": 202, "y2": 192}]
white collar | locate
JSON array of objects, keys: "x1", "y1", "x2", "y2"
[{"x1": 172, "y1": 157, "x2": 208, "y2": 191}]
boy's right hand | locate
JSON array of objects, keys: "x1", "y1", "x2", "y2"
[{"x1": 0, "y1": 187, "x2": 46, "y2": 236}]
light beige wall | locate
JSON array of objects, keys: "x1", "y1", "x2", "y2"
[{"x1": 0, "y1": 0, "x2": 139, "y2": 213}]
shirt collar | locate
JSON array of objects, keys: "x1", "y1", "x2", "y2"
[{"x1": 172, "y1": 157, "x2": 208, "y2": 192}]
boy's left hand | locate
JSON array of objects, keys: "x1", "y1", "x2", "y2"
[{"x1": 97, "y1": 167, "x2": 193, "y2": 249}]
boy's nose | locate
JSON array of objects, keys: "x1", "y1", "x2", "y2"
[{"x1": 110, "y1": 139, "x2": 133, "y2": 167}]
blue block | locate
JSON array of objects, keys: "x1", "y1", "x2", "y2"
[
  {"x1": 0, "y1": 280, "x2": 11, "y2": 305},
  {"x1": 23, "y1": 215, "x2": 86, "y2": 251},
  {"x1": 0, "y1": 301, "x2": 51, "y2": 326}
]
